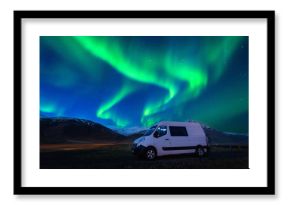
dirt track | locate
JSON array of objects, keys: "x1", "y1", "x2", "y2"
[{"x1": 40, "y1": 143, "x2": 248, "y2": 169}]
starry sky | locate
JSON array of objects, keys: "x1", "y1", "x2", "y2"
[{"x1": 40, "y1": 36, "x2": 248, "y2": 133}]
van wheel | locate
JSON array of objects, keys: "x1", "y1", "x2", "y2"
[
  {"x1": 196, "y1": 146, "x2": 205, "y2": 157},
  {"x1": 145, "y1": 147, "x2": 156, "y2": 160}
]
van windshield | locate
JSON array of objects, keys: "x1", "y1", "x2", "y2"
[{"x1": 143, "y1": 125, "x2": 157, "y2": 136}]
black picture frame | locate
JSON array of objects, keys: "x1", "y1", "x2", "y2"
[{"x1": 14, "y1": 10, "x2": 275, "y2": 195}]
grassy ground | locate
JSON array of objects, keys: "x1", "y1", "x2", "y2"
[{"x1": 40, "y1": 143, "x2": 248, "y2": 169}]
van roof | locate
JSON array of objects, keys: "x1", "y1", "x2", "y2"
[{"x1": 157, "y1": 121, "x2": 201, "y2": 126}]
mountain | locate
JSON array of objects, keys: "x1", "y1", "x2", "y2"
[
  {"x1": 40, "y1": 117, "x2": 248, "y2": 145},
  {"x1": 201, "y1": 125, "x2": 248, "y2": 145},
  {"x1": 114, "y1": 126, "x2": 147, "y2": 136},
  {"x1": 40, "y1": 117, "x2": 125, "y2": 144}
]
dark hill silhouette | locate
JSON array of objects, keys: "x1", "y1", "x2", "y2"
[
  {"x1": 201, "y1": 125, "x2": 248, "y2": 145},
  {"x1": 40, "y1": 117, "x2": 125, "y2": 144},
  {"x1": 40, "y1": 117, "x2": 248, "y2": 145}
]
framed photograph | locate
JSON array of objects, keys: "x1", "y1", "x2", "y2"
[{"x1": 14, "y1": 11, "x2": 275, "y2": 195}]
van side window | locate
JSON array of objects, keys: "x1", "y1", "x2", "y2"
[
  {"x1": 154, "y1": 126, "x2": 167, "y2": 138},
  {"x1": 169, "y1": 126, "x2": 188, "y2": 136}
]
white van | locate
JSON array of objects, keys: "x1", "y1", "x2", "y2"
[{"x1": 132, "y1": 121, "x2": 208, "y2": 160}]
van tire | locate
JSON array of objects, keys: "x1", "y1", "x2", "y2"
[
  {"x1": 196, "y1": 146, "x2": 205, "y2": 157},
  {"x1": 145, "y1": 147, "x2": 157, "y2": 160}
]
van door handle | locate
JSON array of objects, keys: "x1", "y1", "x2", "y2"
[{"x1": 165, "y1": 139, "x2": 169, "y2": 140}]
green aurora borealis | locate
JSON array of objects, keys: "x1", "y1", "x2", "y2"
[{"x1": 40, "y1": 36, "x2": 248, "y2": 133}]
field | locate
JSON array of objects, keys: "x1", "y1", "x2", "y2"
[{"x1": 40, "y1": 143, "x2": 248, "y2": 169}]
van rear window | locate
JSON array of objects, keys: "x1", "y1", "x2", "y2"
[{"x1": 169, "y1": 126, "x2": 188, "y2": 136}]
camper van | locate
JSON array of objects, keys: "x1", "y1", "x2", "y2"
[{"x1": 132, "y1": 121, "x2": 208, "y2": 160}]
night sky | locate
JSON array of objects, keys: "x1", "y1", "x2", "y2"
[{"x1": 40, "y1": 36, "x2": 248, "y2": 133}]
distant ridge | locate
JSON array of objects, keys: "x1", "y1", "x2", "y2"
[
  {"x1": 40, "y1": 117, "x2": 248, "y2": 145},
  {"x1": 40, "y1": 117, "x2": 125, "y2": 144},
  {"x1": 201, "y1": 124, "x2": 248, "y2": 145}
]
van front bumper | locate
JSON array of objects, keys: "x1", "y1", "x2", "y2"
[{"x1": 131, "y1": 144, "x2": 147, "y2": 155}]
